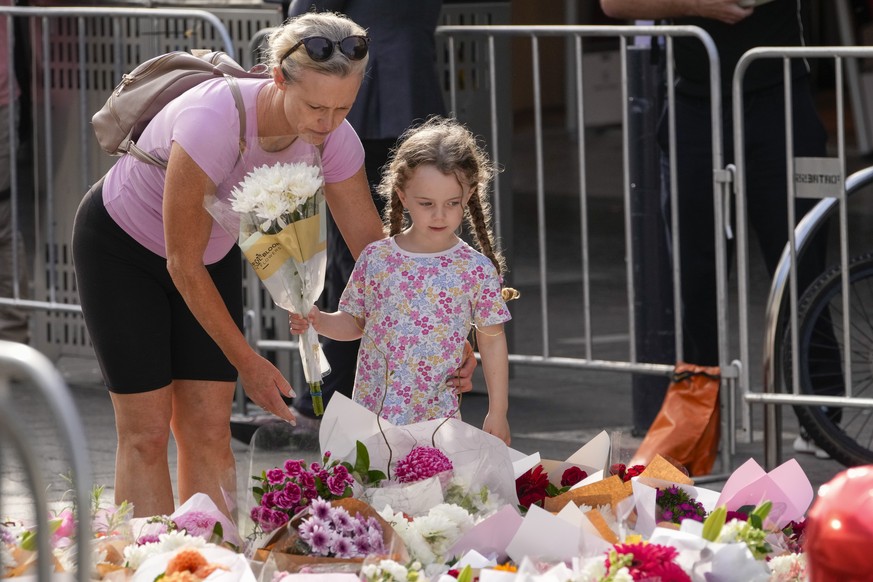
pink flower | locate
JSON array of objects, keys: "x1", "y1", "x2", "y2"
[
  {"x1": 608, "y1": 542, "x2": 691, "y2": 581},
  {"x1": 394, "y1": 446, "x2": 453, "y2": 484},
  {"x1": 51, "y1": 509, "x2": 75, "y2": 547},
  {"x1": 173, "y1": 511, "x2": 218, "y2": 538},
  {"x1": 266, "y1": 468, "x2": 286, "y2": 485}
]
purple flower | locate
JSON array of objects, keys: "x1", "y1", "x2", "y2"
[
  {"x1": 330, "y1": 507, "x2": 353, "y2": 532},
  {"x1": 353, "y1": 536, "x2": 371, "y2": 556},
  {"x1": 310, "y1": 498, "x2": 332, "y2": 521},
  {"x1": 283, "y1": 460, "x2": 305, "y2": 475},
  {"x1": 368, "y1": 528, "x2": 385, "y2": 554},
  {"x1": 331, "y1": 535, "x2": 353, "y2": 558},
  {"x1": 302, "y1": 523, "x2": 333, "y2": 555},
  {"x1": 297, "y1": 517, "x2": 320, "y2": 539}
]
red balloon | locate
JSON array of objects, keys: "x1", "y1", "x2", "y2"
[{"x1": 805, "y1": 466, "x2": 873, "y2": 582}]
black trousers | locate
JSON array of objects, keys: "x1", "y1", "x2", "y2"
[
  {"x1": 661, "y1": 77, "x2": 828, "y2": 364},
  {"x1": 661, "y1": 77, "x2": 842, "y2": 406}
]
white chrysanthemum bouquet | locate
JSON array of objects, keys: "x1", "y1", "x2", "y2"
[{"x1": 208, "y1": 148, "x2": 330, "y2": 415}]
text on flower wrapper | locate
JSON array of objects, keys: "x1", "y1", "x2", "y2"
[{"x1": 242, "y1": 215, "x2": 326, "y2": 280}]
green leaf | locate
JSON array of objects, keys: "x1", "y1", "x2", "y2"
[
  {"x1": 702, "y1": 506, "x2": 727, "y2": 541},
  {"x1": 752, "y1": 501, "x2": 772, "y2": 523},
  {"x1": 208, "y1": 522, "x2": 224, "y2": 545},
  {"x1": 19, "y1": 530, "x2": 37, "y2": 552},
  {"x1": 354, "y1": 440, "x2": 370, "y2": 475},
  {"x1": 367, "y1": 469, "x2": 387, "y2": 483},
  {"x1": 545, "y1": 483, "x2": 562, "y2": 497},
  {"x1": 456, "y1": 565, "x2": 474, "y2": 582},
  {"x1": 749, "y1": 514, "x2": 763, "y2": 530}
]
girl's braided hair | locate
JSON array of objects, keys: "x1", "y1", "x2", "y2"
[{"x1": 378, "y1": 116, "x2": 519, "y2": 301}]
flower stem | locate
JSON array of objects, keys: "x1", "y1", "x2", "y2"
[{"x1": 310, "y1": 382, "x2": 324, "y2": 417}]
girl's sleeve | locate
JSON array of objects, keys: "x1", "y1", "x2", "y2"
[
  {"x1": 338, "y1": 248, "x2": 369, "y2": 318},
  {"x1": 472, "y1": 260, "x2": 512, "y2": 327}
]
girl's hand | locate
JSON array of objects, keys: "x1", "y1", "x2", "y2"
[
  {"x1": 483, "y1": 413, "x2": 511, "y2": 446},
  {"x1": 289, "y1": 306, "x2": 320, "y2": 335}
]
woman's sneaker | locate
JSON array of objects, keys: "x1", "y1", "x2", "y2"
[{"x1": 792, "y1": 433, "x2": 831, "y2": 459}]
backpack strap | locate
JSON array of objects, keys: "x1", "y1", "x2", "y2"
[
  {"x1": 127, "y1": 74, "x2": 248, "y2": 169},
  {"x1": 224, "y1": 74, "x2": 248, "y2": 158}
]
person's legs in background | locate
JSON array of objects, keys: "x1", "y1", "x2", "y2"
[
  {"x1": 660, "y1": 93, "x2": 722, "y2": 368},
  {"x1": 744, "y1": 78, "x2": 841, "y2": 456}
]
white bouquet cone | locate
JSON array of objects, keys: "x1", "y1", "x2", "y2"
[{"x1": 207, "y1": 144, "x2": 329, "y2": 415}]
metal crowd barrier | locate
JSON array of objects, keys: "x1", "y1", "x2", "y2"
[
  {"x1": 0, "y1": 340, "x2": 93, "y2": 582},
  {"x1": 733, "y1": 47, "x2": 873, "y2": 468},
  {"x1": 1, "y1": 11, "x2": 754, "y2": 476},
  {"x1": 0, "y1": 5, "x2": 274, "y2": 362}
]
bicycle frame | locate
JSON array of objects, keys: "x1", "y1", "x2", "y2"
[{"x1": 759, "y1": 164, "x2": 873, "y2": 464}]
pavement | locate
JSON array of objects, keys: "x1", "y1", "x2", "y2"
[{"x1": 0, "y1": 122, "x2": 859, "y2": 522}]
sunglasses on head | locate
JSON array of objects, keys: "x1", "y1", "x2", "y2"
[{"x1": 281, "y1": 35, "x2": 370, "y2": 64}]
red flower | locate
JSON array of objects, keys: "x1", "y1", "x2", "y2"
[
  {"x1": 516, "y1": 465, "x2": 549, "y2": 509},
  {"x1": 624, "y1": 464, "x2": 646, "y2": 481},
  {"x1": 609, "y1": 463, "x2": 646, "y2": 482},
  {"x1": 560, "y1": 466, "x2": 588, "y2": 487}
]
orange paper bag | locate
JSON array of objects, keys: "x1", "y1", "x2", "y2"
[{"x1": 632, "y1": 363, "x2": 720, "y2": 476}]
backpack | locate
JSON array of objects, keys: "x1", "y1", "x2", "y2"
[{"x1": 92, "y1": 49, "x2": 270, "y2": 168}]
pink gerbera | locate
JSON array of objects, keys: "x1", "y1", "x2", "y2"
[
  {"x1": 394, "y1": 446, "x2": 453, "y2": 483},
  {"x1": 609, "y1": 542, "x2": 691, "y2": 581}
]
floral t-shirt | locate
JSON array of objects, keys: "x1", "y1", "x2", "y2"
[{"x1": 339, "y1": 237, "x2": 512, "y2": 425}]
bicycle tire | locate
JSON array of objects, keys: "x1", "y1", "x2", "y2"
[{"x1": 781, "y1": 252, "x2": 873, "y2": 466}]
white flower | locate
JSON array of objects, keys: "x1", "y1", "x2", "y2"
[
  {"x1": 717, "y1": 519, "x2": 747, "y2": 543},
  {"x1": 230, "y1": 162, "x2": 324, "y2": 233},
  {"x1": 122, "y1": 531, "x2": 207, "y2": 570},
  {"x1": 361, "y1": 559, "x2": 420, "y2": 582},
  {"x1": 611, "y1": 566, "x2": 634, "y2": 582},
  {"x1": 768, "y1": 553, "x2": 806, "y2": 581}
]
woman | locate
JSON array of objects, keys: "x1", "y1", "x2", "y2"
[{"x1": 72, "y1": 12, "x2": 473, "y2": 518}]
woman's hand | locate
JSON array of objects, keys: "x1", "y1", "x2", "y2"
[
  {"x1": 237, "y1": 351, "x2": 298, "y2": 424},
  {"x1": 162, "y1": 143, "x2": 296, "y2": 425},
  {"x1": 447, "y1": 340, "x2": 478, "y2": 394}
]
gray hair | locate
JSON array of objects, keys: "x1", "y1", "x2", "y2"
[{"x1": 266, "y1": 12, "x2": 368, "y2": 84}]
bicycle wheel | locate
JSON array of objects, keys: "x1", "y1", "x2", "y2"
[{"x1": 781, "y1": 252, "x2": 873, "y2": 466}]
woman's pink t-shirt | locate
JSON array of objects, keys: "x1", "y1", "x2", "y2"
[{"x1": 102, "y1": 77, "x2": 364, "y2": 264}]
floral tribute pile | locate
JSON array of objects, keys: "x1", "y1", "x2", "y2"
[{"x1": 1, "y1": 394, "x2": 849, "y2": 582}]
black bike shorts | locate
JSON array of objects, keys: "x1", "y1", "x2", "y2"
[{"x1": 71, "y1": 179, "x2": 243, "y2": 394}]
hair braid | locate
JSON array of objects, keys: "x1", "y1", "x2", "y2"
[
  {"x1": 466, "y1": 191, "x2": 519, "y2": 302},
  {"x1": 386, "y1": 193, "x2": 406, "y2": 236},
  {"x1": 466, "y1": 190, "x2": 501, "y2": 275}
]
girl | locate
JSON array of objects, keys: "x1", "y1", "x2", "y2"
[{"x1": 291, "y1": 116, "x2": 518, "y2": 444}]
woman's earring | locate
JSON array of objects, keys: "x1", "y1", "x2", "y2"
[{"x1": 455, "y1": 224, "x2": 463, "y2": 237}]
